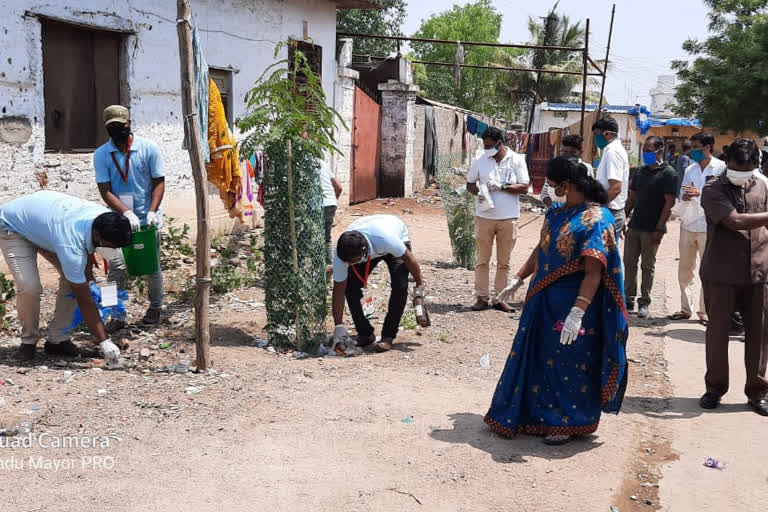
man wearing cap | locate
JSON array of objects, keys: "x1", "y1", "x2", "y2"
[{"x1": 93, "y1": 105, "x2": 165, "y2": 329}]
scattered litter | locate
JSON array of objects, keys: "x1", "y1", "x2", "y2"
[
  {"x1": 629, "y1": 495, "x2": 638, "y2": 501},
  {"x1": 0, "y1": 421, "x2": 32, "y2": 436},
  {"x1": 27, "y1": 405, "x2": 41, "y2": 412},
  {"x1": 16, "y1": 368, "x2": 27, "y2": 375},
  {"x1": 158, "y1": 342, "x2": 171, "y2": 350},
  {"x1": 628, "y1": 357, "x2": 643, "y2": 364},
  {"x1": 4, "y1": 378, "x2": 15, "y2": 386},
  {"x1": 96, "y1": 389, "x2": 107, "y2": 397},
  {"x1": 185, "y1": 386, "x2": 202, "y2": 395},
  {"x1": 38, "y1": 366, "x2": 48, "y2": 371},
  {"x1": 0, "y1": 398, "x2": 5, "y2": 408},
  {"x1": 610, "y1": 507, "x2": 620, "y2": 512},
  {"x1": 480, "y1": 354, "x2": 491, "y2": 368},
  {"x1": 644, "y1": 500, "x2": 653, "y2": 506},
  {"x1": 105, "y1": 358, "x2": 124, "y2": 370},
  {"x1": 266, "y1": 346, "x2": 276, "y2": 353},
  {"x1": 171, "y1": 360, "x2": 190, "y2": 374},
  {"x1": 293, "y1": 351, "x2": 309, "y2": 359},
  {"x1": 387, "y1": 488, "x2": 422, "y2": 505},
  {"x1": 401, "y1": 416, "x2": 414, "y2": 424},
  {"x1": 332, "y1": 339, "x2": 363, "y2": 357},
  {"x1": 253, "y1": 338, "x2": 269, "y2": 348},
  {"x1": 54, "y1": 360, "x2": 67, "y2": 367},
  {"x1": 139, "y1": 348, "x2": 151, "y2": 361},
  {"x1": 704, "y1": 457, "x2": 727, "y2": 470},
  {"x1": 316, "y1": 344, "x2": 330, "y2": 357}
]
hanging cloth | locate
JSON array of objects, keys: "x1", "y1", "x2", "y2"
[
  {"x1": 206, "y1": 78, "x2": 242, "y2": 220},
  {"x1": 423, "y1": 106, "x2": 439, "y2": 180},
  {"x1": 183, "y1": 26, "x2": 210, "y2": 163},
  {"x1": 467, "y1": 116, "x2": 479, "y2": 135}
]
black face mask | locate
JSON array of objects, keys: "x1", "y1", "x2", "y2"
[{"x1": 107, "y1": 125, "x2": 131, "y2": 144}]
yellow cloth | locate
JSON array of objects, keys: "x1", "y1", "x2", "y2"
[{"x1": 206, "y1": 78, "x2": 242, "y2": 220}]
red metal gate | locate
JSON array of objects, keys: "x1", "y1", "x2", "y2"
[
  {"x1": 351, "y1": 86, "x2": 381, "y2": 203},
  {"x1": 528, "y1": 133, "x2": 554, "y2": 195}
]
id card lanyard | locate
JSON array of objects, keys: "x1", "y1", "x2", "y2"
[{"x1": 351, "y1": 258, "x2": 375, "y2": 318}]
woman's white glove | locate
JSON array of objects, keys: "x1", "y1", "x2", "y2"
[
  {"x1": 146, "y1": 211, "x2": 160, "y2": 227},
  {"x1": 497, "y1": 276, "x2": 524, "y2": 303},
  {"x1": 333, "y1": 324, "x2": 350, "y2": 344},
  {"x1": 123, "y1": 210, "x2": 141, "y2": 232},
  {"x1": 100, "y1": 338, "x2": 122, "y2": 368},
  {"x1": 560, "y1": 307, "x2": 585, "y2": 345}
]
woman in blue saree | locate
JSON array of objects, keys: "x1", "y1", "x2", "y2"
[{"x1": 485, "y1": 156, "x2": 628, "y2": 445}]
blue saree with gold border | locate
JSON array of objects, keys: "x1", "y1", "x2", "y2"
[{"x1": 485, "y1": 202, "x2": 628, "y2": 437}]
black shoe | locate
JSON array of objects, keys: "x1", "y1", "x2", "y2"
[
  {"x1": 748, "y1": 398, "x2": 768, "y2": 417},
  {"x1": 626, "y1": 299, "x2": 635, "y2": 312},
  {"x1": 699, "y1": 392, "x2": 721, "y2": 410},
  {"x1": 353, "y1": 334, "x2": 376, "y2": 347},
  {"x1": 142, "y1": 307, "x2": 162, "y2": 325},
  {"x1": 493, "y1": 301, "x2": 515, "y2": 313},
  {"x1": 44, "y1": 340, "x2": 79, "y2": 357},
  {"x1": 106, "y1": 319, "x2": 126, "y2": 334},
  {"x1": 17, "y1": 344, "x2": 36, "y2": 361},
  {"x1": 471, "y1": 299, "x2": 490, "y2": 311}
]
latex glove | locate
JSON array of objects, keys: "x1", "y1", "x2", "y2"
[
  {"x1": 99, "y1": 338, "x2": 122, "y2": 367},
  {"x1": 123, "y1": 210, "x2": 140, "y2": 232},
  {"x1": 413, "y1": 285, "x2": 426, "y2": 299},
  {"x1": 147, "y1": 211, "x2": 160, "y2": 227},
  {"x1": 497, "y1": 276, "x2": 524, "y2": 303},
  {"x1": 333, "y1": 324, "x2": 350, "y2": 344},
  {"x1": 560, "y1": 307, "x2": 585, "y2": 345}
]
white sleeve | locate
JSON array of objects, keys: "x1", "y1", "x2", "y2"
[
  {"x1": 467, "y1": 160, "x2": 479, "y2": 184},
  {"x1": 601, "y1": 150, "x2": 624, "y2": 183},
  {"x1": 516, "y1": 155, "x2": 530, "y2": 185},
  {"x1": 332, "y1": 254, "x2": 349, "y2": 283}
]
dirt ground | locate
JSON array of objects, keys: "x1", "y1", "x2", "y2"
[{"x1": 0, "y1": 194, "x2": 766, "y2": 511}]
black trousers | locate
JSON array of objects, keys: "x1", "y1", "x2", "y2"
[
  {"x1": 323, "y1": 206, "x2": 337, "y2": 265},
  {"x1": 346, "y1": 244, "x2": 411, "y2": 340}
]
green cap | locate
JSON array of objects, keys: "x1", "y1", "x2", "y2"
[{"x1": 103, "y1": 105, "x2": 130, "y2": 126}]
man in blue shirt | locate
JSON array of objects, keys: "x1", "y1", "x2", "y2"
[
  {"x1": 331, "y1": 215, "x2": 425, "y2": 353},
  {"x1": 93, "y1": 105, "x2": 165, "y2": 329},
  {"x1": 0, "y1": 191, "x2": 130, "y2": 362}
]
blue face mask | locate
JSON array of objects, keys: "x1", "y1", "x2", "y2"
[
  {"x1": 691, "y1": 149, "x2": 706, "y2": 162},
  {"x1": 594, "y1": 134, "x2": 609, "y2": 149},
  {"x1": 642, "y1": 151, "x2": 659, "y2": 166}
]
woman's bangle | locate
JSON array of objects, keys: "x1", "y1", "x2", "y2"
[{"x1": 576, "y1": 295, "x2": 592, "y2": 305}]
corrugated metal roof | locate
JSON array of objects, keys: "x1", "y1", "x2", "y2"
[{"x1": 540, "y1": 102, "x2": 647, "y2": 114}]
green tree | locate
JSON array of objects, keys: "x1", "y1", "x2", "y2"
[
  {"x1": 672, "y1": 0, "x2": 768, "y2": 133},
  {"x1": 410, "y1": 0, "x2": 523, "y2": 117},
  {"x1": 337, "y1": 0, "x2": 407, "y2": 57}
]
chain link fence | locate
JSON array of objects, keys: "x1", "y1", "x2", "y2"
[
  {"x1": 262, "y1": 140, "x2": 327, "y2": 350},
  {"x1": 436, "y1": 153, "x2": 477, "y2": 270}
]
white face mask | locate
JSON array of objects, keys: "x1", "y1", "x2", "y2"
[
  {"x1": 726, "y1": 168, "x2": 755, "y2": 187},
  {"x1": 96, "y1": 247, "x2": 119, "y2": 260},
  {"x1": 553, "y1": 194, "x2": 567, "y2": 203},
  {"x1": 484, "y1": 144, "x2": 500, "y2": 158}
]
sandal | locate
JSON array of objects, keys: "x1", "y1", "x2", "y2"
[
  {"x1": 699, "y1": 318, "x2": 709, "y2": 326},
  {"x1": 543, "y1": 434, "x2": 572, "y2": 445},
  {"x1": 668, "y1": 311, "x2": 691, "y2": 321}
]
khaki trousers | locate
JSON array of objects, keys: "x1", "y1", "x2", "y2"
[
  {"x1": 0, "y1": 231, "x2": 77, "y2": 345},
  {"x1": 678, "y1": 228, "x2": 707, "y2": 318},
  {"x1": 624, "y1": 228, "x2": 660, "y2": 307},
  {"x1": 703, "y1": 281, "x2": 768, "y2": 401},
  {"x1": 474, "y1": 217, "x2": 518, "y2": 302}
]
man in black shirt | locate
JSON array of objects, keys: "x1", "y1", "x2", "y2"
[{"x1": 624, "y1": 136, "x2": 678, "y2": 318}]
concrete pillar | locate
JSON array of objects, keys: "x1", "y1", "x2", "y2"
[
  {"x1": 378, "y1": 80, "x2": 420, "y2": 198},
  {"x1": 332, "y1": 39, "x2": 358, "y2": 208}
]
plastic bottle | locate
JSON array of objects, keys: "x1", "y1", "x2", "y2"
[{"x1": 413, "y1": 296, "x2": 431, "y2": 327}]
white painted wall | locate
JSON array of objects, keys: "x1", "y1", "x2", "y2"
[{"x1": 0, "y1": 0, "x2": 341, "y2": 234}]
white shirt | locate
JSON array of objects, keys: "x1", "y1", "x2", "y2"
[
  {"x1": 596, "y1": 139, "x2": 630, "y2": 211},
  {"x1": 319, "y1": 161, "x2": 337, "y2": 207},
  {"x1": 678, "y1": 157, "x2": 725, "y2": 233},
  {"x1": 332, "y1": 215, "x2": 410, "y2": 283},
  {"x1": 467, "y1": 147, "x2": 530, "y2": 220},
  {"x1": 540, "y1": 159, "x2": 594, "y2": 202}
]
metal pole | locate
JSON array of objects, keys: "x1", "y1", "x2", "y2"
[
  {"x1": 597, "y1": 4, "x2": 616, "y2": 115},
  {"x1": 580, "y1": 18, "x2": 590, "y2": 136}
]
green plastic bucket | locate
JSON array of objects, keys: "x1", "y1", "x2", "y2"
[{"x1": 122, "y1": 226, "x2": 159, "y2": 277}]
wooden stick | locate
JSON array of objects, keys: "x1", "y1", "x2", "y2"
[
  {"x1": 286, "y1": 140, "x2": 301, "y2": 341},
  {"x1": 176, "y1": 0, "x2": 211, "y2": 370}
]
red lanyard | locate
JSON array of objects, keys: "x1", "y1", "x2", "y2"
[
  {"x1": 351, "y1": 257, "x2": 371, "y2": 288},
  {"x1": 110, "y1": 135, "x2": 133, "y2": 183}
]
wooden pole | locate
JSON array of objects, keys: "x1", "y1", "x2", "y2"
[
  {"x1": 176, "y1": 0, "x2": 211, "y2": 370},
  {"x1": 597, "y1": 4, "x2": 616, "y2": 116},
  {"x1": 580, "y1": 19, "x2": 590, "y2": 136}
]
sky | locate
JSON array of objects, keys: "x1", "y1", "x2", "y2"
[{"x1": 401, "y1": 0, "x2": 712, "y2": 107}]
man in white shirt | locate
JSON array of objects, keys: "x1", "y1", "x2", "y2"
[
  {"x1": 670, "y1": 132, "x2": 726, "y2": 323},
  {"x1": 541, "y1": 134, "x2": 594, "y2": 206},
  {"x1": 331, "y1": 215, "x2": 425, "y2": 353},
  {"x1": 319, "y1": 159, "x2": 342, "y2": 266},
  {"x1": 467, "y1": 126, "x2": 530, "y2": 312},
  {"x1": 592, "y1": 116, "x2": 630, "y2": 235}
]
